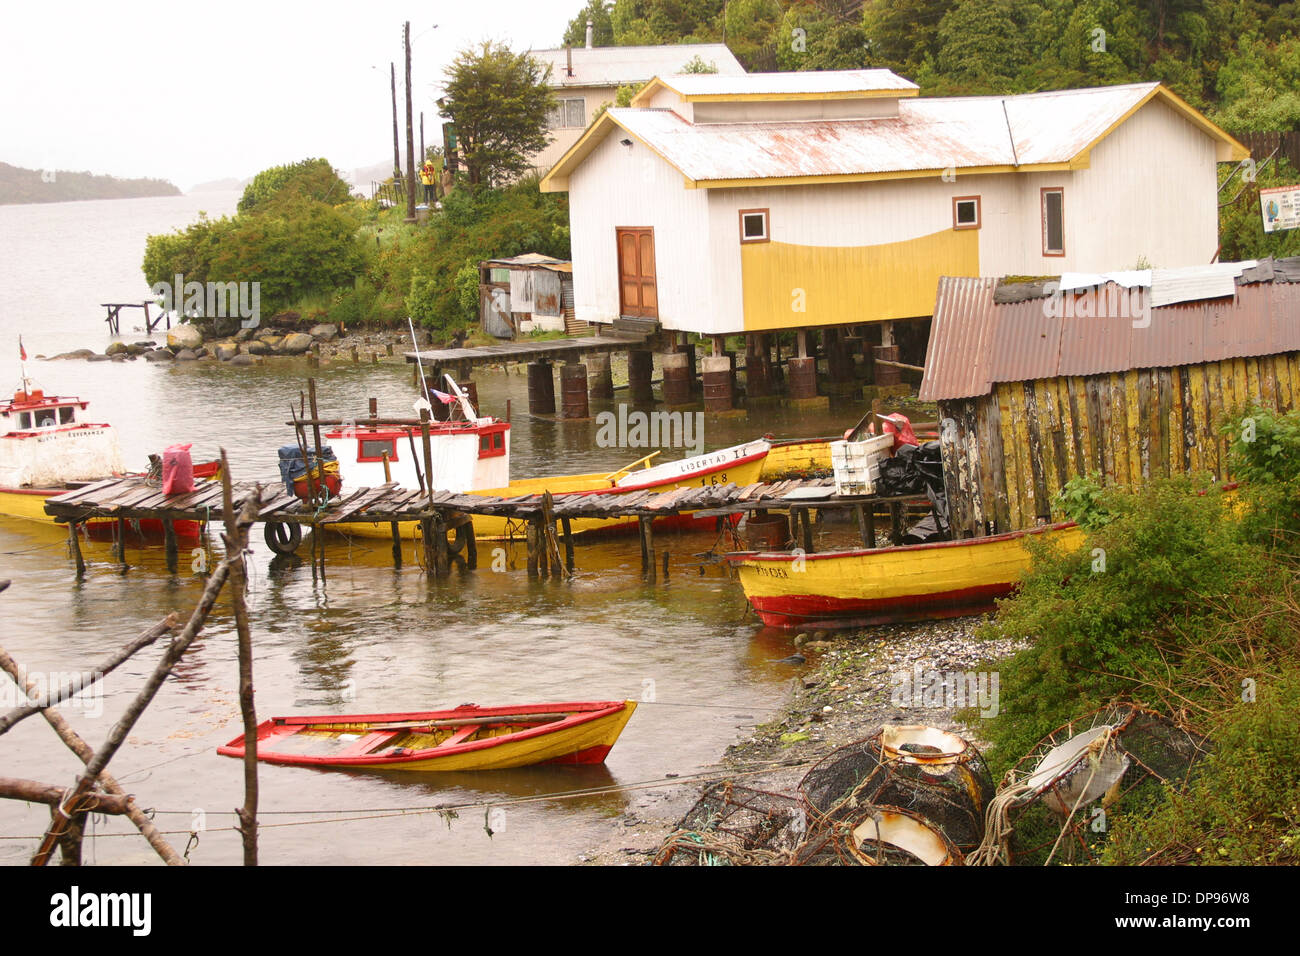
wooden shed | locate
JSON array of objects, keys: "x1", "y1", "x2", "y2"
[{"x1": 919, "y1": 258, "x2": 1300, "y2": 538}]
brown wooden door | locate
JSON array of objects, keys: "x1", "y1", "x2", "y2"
[{"x1": 616, "y1": 227, "x2": 658, "y2": 319}]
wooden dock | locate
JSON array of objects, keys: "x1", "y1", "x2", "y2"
[
  {"x1": 44, "y1": 474, "x2": 928, "y2": 579},
  {"x1": 403, "y1": 331, "x2": 646, "y2": 373}
]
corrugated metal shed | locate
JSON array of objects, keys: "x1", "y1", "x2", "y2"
[
  {"x1": 921, "y1": 258, "x2": 1300, "y2": 401},
  {"x1": 529, "y1": 43, "x2": 743, "y2": 89}
]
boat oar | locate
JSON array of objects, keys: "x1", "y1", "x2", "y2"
[
  {"x1": 602, "y1": 451, "x2": 661, "y2": 484},
  {"x1": 364, "y1": 713, "x2": 572, "y2": 731}
]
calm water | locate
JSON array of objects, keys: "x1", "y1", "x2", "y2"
[{"x1": 0, "y1": 194, "x2": 863, "y2": 865}]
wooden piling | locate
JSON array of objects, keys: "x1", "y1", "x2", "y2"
[
  {"x1": 464, "y1": 519, "x2": 478, "y2": 570},
  {"x1": 420, "y1": 409, "x2": 435, "y2": 506},
  {"x1": 390, "y1": 522, "x2": 402, "y2": 568},
  {"x1": 526, "y1": 520, "x2": 539, "y2": 577},
  {"x1": 163, "y1": 519, "x2": 178, "y2": 573},
  {"x1": 561, "y1": 517, "x2": 574, "y2": 572},
  {"x1": 66, "y1": 522, "x2": 85, "y2": 577},
  {"x1": 115, "y1": 517, "x2": 127, "y2": 565}
]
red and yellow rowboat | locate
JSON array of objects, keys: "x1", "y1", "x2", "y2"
[
  {"x1": 218, "y1": 700, "x2": 637, "y2": 772},
  {"x1": 726, "y1": 522, "x2": 1085, "y2": 629}
]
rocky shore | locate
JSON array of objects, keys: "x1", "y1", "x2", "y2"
[
  {"x1": 578, "y1": 614, "x2": 1023, "y2": 865},
  {"x1": 38, "y1": 321, "x2": 429, "y2": 367}
]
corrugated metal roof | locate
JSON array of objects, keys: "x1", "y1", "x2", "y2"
[
  {"x1": 920, "y1": 260, "x2": 1300, "y2": 401},
  {"x1": 529, "y1": 43, "x2": 744, "y2": 89},
  {"x1": 654, "y1": 69, "x2": 918, "y2": 98},
  {"x1": 482, "y1": 253, "x2": 572, "y2": 273},
  {"x1": 606, "y1": 83, "x2": 1160, "y2": 181}
]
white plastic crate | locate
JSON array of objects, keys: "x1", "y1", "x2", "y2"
[{"x1": 830, "y1": 434, "x2": 893, "y2": 496}]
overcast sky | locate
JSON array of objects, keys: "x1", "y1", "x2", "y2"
[{"x1": 0, "y1": 0, "x2": 588, "y2": 191}]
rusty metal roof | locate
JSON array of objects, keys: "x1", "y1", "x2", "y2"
[
  {"x1": 481, "y1": 253, "x2": 572, "y2": 273},
  {"x1": 607, "y1": 83, "x2": 1161, "y2": 183},
  {"x1": 920, "y1": 259, "x2": 1300, "y2": 401},
  {"x1": 529, "y1": 43, "x2": 744, "y2": 89},
  {"x1": 648, "y1": 69, "x2": 919, "y2": 99}
]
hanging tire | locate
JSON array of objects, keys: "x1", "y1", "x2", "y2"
[
  {"x1": 264, "y1": 521, "x2": 302, "y2": 555},
  {"x1": 446, "y1": 520, "x2": 470, "y2": 555}
]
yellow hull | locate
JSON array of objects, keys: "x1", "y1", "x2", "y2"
[
  {"x1": 329, "y1": 451, "x2": 770, "y2": 541},
  {"x1": 760, "y1": 440, "x2": 832, "y2": 479},
  {"x1": 729, "y1": 523, "x2": 1085, "y2": 628},
  {"x1": 0, "y1": 488, "x2": 59, "y2": 524}
]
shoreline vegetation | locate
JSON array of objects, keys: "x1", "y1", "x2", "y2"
[
  {"x1": 603, "y1": 410, "x2": 1300, "y2": 866},
  {"x1": 0, "y1": 161, "x2": 180, "y2": 205}
]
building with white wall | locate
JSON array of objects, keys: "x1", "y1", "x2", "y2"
[{"x1": 540, "y1": 70, "x2": 1248, "y2": 339}]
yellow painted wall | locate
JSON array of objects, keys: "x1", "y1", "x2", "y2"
[{"x1": 740, "y1": 228, "x2": 980, "y2": 331}]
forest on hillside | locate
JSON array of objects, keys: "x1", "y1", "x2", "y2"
[
  {"x1": 561, "y1": 0, "x2": 1300, "y2": 132},
  {"x1": 0, "y1": 162, "x2": 181, "y2": 205}
]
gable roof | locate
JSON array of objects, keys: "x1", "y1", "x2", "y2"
[
  {"x1": 528, "y1": 43, "x2": 744, "y2": 90},
  {"x1": 919, "y1": 259, "x2": 1300, "y2": 402},
  {"x1": 540, "y1": 78, "x2": 1248, "y2": 192},
  {"x1": 633, "y1": 69, "x2": 919, "y2": 103}
]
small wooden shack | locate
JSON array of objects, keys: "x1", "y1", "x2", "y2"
[
  {"x1": 919, "y1": 257, "x2": 1300, "y2": 537},
  {"x1": 478, "y1": 254, "x2": 576, "y2": 339}
]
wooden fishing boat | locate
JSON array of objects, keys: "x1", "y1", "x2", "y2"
[
  {"x1": 320, "y1": 377, "x2": 771, "y2": 541},
  {"x1": 1, "y1": 382, "x2": 205, "y2": 539},
  {"x1": 217, "y1": 700, "x2": 638, "y2": 771},
  {"x1": 726, "y1": 522, "x2": 1085, "y2": 628}
]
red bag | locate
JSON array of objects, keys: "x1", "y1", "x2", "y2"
[{"x1": 162, "y1": 443, "x2": 195, "y2": 495}]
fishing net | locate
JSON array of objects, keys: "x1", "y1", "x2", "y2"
[
  {"x1": 792, "y1": 806, "x2": 963, "y2": 866},
  {"x1": 653, "y1": 782, "x2": 808, "y2": 866},
  {"x1": 798, "y1": 725, "x2": 994, "y2": 855},
  {"x1": 968, "y1": 703, "x2": 1211, "y2": 866}
]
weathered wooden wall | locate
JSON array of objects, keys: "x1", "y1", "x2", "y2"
[{"x1": 939, "y1": 351, "x2": 1300, "y2": 537}]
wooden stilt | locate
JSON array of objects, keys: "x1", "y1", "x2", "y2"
[
  {"x1": 638, "y1": 516, "x2": 650, "y2": 573},
  {"x1": 526, "y1": 520, "x2": 539, "y2": 578},
  {"x1": 67, "y1": 522, "x2": 85, "y2": 577},
  {"x1": 114, "y1": 517, "x2": 127, "y2": 565},
  {"x1": 420, "y1": 518, "x2": 435, "y2": 573},
  {"x1": 465, "y1": 519, "x2": 478, "y2": 570},
  {"x1": 163, "y1": 519, "x2": 178, "y2": 573},
  {"x1": 535, "y1": 517, "x2": 550, "y2": 577},
  {"x1": 641, "y1": 517, "x2": 656, "y2": 582},
  {"x1": 661, "y1": 550, "x2": 669, "y2": 580},
  {"x1": 432, "y1": 512, "x2": 449, "y2": 575},
  {"x1": 561, "y1": 517, "x2": 574, "y2": 572},
  {"x1": 390, "y1": 522, "x2": 402, "y2": 568}
]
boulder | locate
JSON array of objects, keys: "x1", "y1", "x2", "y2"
[
  {"x1": 53, "y1": 349, "x2": 95, "y2": 360},
  {"x1": 145, "y1": 349, "x2": 174, "y2": 362},
  {"x1": 193, "y1": 346, "x2": 208, "y2": 358},
  {"x1": 87, "y1": 353, "x2": 113, "y2": 362},
  {"x1": 105, "y1": 341, "x2": 129, "y2": 356},
  {"x1": 247, "y1": 341, "x2": 273, "y2": 355},
  {"x1": 125, "y1": 343, "x2": 152, "y2": 356},
  {"x1": 228, "y1": 353, "x2": 255, "y2": 366},
  {"x1": 277, "y1": 332, "x2": 314, "y2": 355},
  {"x1": 213, "y1": 342, "x2": 240, "y2": 361},
  {"x1": 174, "y1": 349, "x2": 198, "y2": 361},
  {"x1": 234, "y1": 327, "x2": 256, "y2": 342},
  {"x1": 166, "y1": 324, "x2": 204, "y2": 351},
  {"x1": 309, "y1": 323, "x2": 339, "y2": 342}
]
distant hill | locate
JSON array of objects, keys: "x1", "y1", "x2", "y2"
[
  {"x1": 0, "y1": 161, "x2": 182, "y2": 205},
  {"x1": 189, "y1": 176, "x2": 251, "y2": 193}
]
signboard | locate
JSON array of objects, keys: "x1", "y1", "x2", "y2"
[
  {"x1": 442, "y1": 122, "x2": 458, "y2": 173},
  {"x1": 1260, "y1": 183, "x2": 1300, "y2": 233}
]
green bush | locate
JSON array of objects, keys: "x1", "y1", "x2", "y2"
[{"x1": 974, "y1": 478, "x2": 1268, "y2": 771}]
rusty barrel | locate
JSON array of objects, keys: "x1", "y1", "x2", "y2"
[
  {"x1": 787, "y1": 356, "x2": 818, "y2": 399},
  {"x1": 874, "y1": 345, "x2": 901, "y2": 387},
  {"x1": 661, "y1": 351, "x2": 692, "y2": 406},
  {"x1": 560, "y1": 362, "x2": 590, "y2": 419},
  {"x1": 527, "y1": 362, "x2": 555, "y2": 415},
  {"x1": 628, "y1": 350, "x2": 654, "y2": 404},
  {"x1": 701, "y1": 355, "x2": 734, "y2": 412},
  {"x1": 745, "y1": 343, "x2": 771, "y2": 397}
]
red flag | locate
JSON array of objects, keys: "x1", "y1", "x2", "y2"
[
  {"x1": 19, "y1": 337, "x2": 26, "y2": 362},
  {"x1": 431, "y1": 388, "x2": 455, "y2": 405}
]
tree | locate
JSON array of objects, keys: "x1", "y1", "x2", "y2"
[
  {"x1": 237, "y1": 158, "x2": 350, "y2": 214},
  {"x1": 441, "y1": 42, "x2": 556, "y2": 188},
  {"x1": 934, "y1": 0, "x2": 1029, "y2": 92},
  {"x1": 563, "y1": 0, "x2": 615, "y2": 46}
]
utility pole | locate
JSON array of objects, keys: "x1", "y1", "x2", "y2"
[
  {"x1": 404, "y1": 20, "x2": 417, "y2": 222},
  {"x1": 420, "y1": 112, "x2": 425, "y2": 165},
  {"x1": 390, "y1": 62, "x2": 401, "y2": 183}
]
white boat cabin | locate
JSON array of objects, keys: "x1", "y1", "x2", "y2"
[
  {"x1": 323, "y1": 382, "x2": 511, "y2": 494},
  {"x1": 0, "y1": 387, "x2": 124, "y2": 489}
]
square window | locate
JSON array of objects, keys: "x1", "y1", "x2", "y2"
[
  {"x1": 59, "y1": 406, "x2": 75, "y2": 423},
  {"x1": 565, "y1": 98, "x2": 586, "y2": 128},
  {"x1": 359, "y1": 439, "x2": 396, "y2": 462},
  {"x1": 953, "y1": 196, "x2": 980, "y2": 230},
  {"x1": 739, "y1": 209, "x2": 769, "y2": 244},
  {"x1": 1042, "y1": 188, "x2": 1065, "y2": 256}
]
